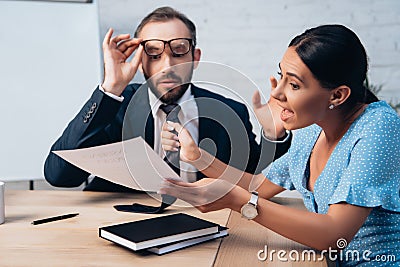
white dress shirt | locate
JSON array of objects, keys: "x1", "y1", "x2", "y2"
[
  {"x1": 148, "y1": 85, "x2": 199, "y2": 182},
  {"x1": 99, "y1": 84, "x2": 199, "y2": 182}
]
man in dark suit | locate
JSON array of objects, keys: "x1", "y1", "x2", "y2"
[{"x1": 44, "y1": 7, "x2": 290, "y2": 192}]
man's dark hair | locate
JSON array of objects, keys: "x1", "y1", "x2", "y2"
[{"x1": 134, "y1": 6, "x2": 197, "y2": 47}]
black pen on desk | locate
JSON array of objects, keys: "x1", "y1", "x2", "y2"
[{"x1": 31, "y1": 213, "x2": 79, "y2": 225}]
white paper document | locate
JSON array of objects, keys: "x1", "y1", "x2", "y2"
[{"x1": 53, "y1": 137, "x2": 180, "y2": 192}]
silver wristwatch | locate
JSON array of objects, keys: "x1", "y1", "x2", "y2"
[{"x1": 240, "y1": 191, "x2": 259, "y2": 220}]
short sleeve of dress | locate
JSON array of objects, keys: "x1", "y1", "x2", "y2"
[
  {"x1": 329, "y1": 111, "x2": 400, "y2": 212},
  {"x1": 262, "y1": 150, "x2": 296, "y2": 190}
]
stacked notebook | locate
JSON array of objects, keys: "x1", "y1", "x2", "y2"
[{"x1": 99, "y1": 213, "x2": 228, "y2": 255}]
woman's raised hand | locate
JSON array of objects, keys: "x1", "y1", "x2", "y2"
[{"x1": 252, "y1": 76, "x2": 286, "y2": 140}]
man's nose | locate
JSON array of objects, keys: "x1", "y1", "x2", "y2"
[{"x1": 160, "y1": 51, "x2": 174, "y2": 71}]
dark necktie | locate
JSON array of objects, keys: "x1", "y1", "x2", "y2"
[
  {"x1": 159, "y1": 103, "x2": 181, "y2": 174},
  {"x1": 114, "y1": 104, "x2": 180, "y2": 214}
]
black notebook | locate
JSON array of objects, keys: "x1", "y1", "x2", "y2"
[
  {"x1": 99, "y1": 213, "x2": 220, "y2": 251},
  {"x1": 147, "y1": 226, "x2": 228, "y2": 255}
]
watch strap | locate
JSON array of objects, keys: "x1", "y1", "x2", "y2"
[{"x1": 249, "y1": 191, "x2": 258, "y2": 207}]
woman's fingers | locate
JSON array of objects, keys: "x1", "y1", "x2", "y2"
[
  {"x1": 159, "y1": 178, "x2": 237, "y2": 211},
  {"x1": 159, "y1": 180, "x2": 192, "y2": 196},
  {"x1": 164, "y1": 178, "x2": 198, "y2": 187},
  {"x1": 252, "y1": 90, "x2": 262, "y2": 109},
  {"x1": 269, "y1": 76, "x2": 278, "y2": 90},
  {"x1": 159, "y1": 182, "x2": 206, "y2": 207}
]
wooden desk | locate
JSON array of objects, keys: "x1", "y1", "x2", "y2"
[
  {"x1": 1, "y1": 191, "x2": 328, "y2": 266},
  {"x1": 1, "y1": 190, "x2": 230, "y2": 267},
  {"x1": 215, "y1": 197, "x2": 328, "y2": 266}
]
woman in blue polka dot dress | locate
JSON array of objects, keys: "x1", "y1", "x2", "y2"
[{"x1": 160, "y1": 24, "x2": 399, "y2": 266}]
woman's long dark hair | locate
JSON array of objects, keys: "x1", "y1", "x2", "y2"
[{"x1": 289, "y1": 24, "x2": 378, "y2": 105}]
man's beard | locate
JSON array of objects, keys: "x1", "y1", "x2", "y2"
[{"x1": 143, "y1": 65, "x2": 194, "y2": 104}]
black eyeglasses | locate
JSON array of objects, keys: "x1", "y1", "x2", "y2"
[{"x1": 140, "y1": 38, "x2": 193, "y2": 57}]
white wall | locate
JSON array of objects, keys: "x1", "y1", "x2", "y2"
[
  {"x1": 0, "y1": 0, "x2": 101, "y2": 180},
  {"x1": 98, "y1": 0, "x2": 400, "y2": 100},
  {"x1": 1, "y1": 0, "x2": 399, "y2": 182},
  {"x1": 97, "y1": 0, "x2": 400, "y2": 140}
]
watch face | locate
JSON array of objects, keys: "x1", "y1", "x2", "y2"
[{"x1": 241, "y1": 203, "x2": 258, "y2": 220}]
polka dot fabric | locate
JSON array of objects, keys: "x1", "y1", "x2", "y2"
[{"x1": 263, "y1": 101, "x2": 400, "y2": 266}]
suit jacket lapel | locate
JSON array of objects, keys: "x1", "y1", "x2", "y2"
[
  {"x1": 192, "y1": 85, "x2": 217, "y2": 180},
  {"x1": 123, "y1": 86, "x2": 154, "y2": 148},
  {"x1": 192, "y1": 85, "x2": 210, "y2": 142}
]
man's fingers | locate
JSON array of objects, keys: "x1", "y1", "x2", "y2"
[
  {"x1": 162, "y1": 139, "x2": 180, "y2": 150},
  {"x1": 161, "y1": 130, "x2": 179, "y2": 140},
  {"x1": 166, "y1": 121, "x2": 183, "y2": 133},
  {"x1": 122, "y1": 46, "x2": 135, "y2": 59},
  {"x1": 162, "y1": 144, "x2": 179, "y2": 152},
  {"x1": 102, "y1": 28, "x2": 113, "y2": 48},
  {"x1": 117, "y1": 38, "x2": 142, "y2": 53},
  {"x1": 103, "y1": 30, "x2": 133, "y2": 53},
  {"x1": 161, "y1": 129, "x2": 177, "y2": 138},
  {"x1": 111, "y1": 33, "x2": 131, "y2": 45},
  {"x1": 162, "y1": 122, "x2": 174, "y2": 131},
  {"x1": 130, "y1": 45, "x2": 143, "y2": 69},
  {"x1": 117, "y1": 40, "x2": 133, "y2": 53},
  {"x1": 252, "y1": 90, "x2": 262, "y2": 109}
]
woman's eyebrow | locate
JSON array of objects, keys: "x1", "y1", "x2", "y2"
[{"x1": 278, "y1": 63, "x2": 304, "y2": 83}]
